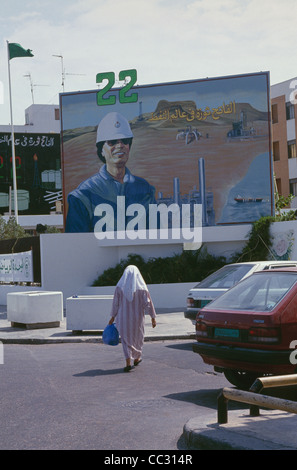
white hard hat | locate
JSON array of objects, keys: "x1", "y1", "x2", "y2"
[{"x1": 96, "y1": 112, "x2": 133, "y2": 143}]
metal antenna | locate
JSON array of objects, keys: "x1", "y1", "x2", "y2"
[
  {"x1": 65, "y1": 72, "x2": 86, "y2": 78},
  {"x1": 24, "y1": 72, "x2": 49, "y2": 104},
  {"x1": 65, "y1": 72, "x2": 86, "y2": 88},
  {"x1": 52, "y1": 54, "x2": 65, "y2": 91},
  {"x1": 53, "y1": 54, "x2": 86, "y2": 92}
]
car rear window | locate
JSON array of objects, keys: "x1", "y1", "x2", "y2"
[
  {"x1": 196, "y1": 264, "x2": 254, "y2": 289},
  {"x1": 203, "y1": 272, "x2": 297, "y2": 312}
]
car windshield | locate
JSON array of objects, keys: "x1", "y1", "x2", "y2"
[
  {"x1": 196, "y1": 264, "x2": 254, "y2": 289},
  {"x1": 204, "y1": 272, "x2": 297, "y2": 312}
]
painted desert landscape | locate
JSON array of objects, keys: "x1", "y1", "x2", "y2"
[{"x1": 62, "y1": 99, "x2": 272, "y2": 225}]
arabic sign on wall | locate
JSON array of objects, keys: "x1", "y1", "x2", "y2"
[
  {"x1": 0, "y1": 133, "x2": 61, "y2": 215},
  {"x1": 0, "y1": 250, "x2": 33, "y2": 282},
  {"x1": 60, "y1": 72, "x2": 273, "y2": 233}
]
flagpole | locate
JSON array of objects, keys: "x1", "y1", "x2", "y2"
[{"x1": 6, "y1": 40, "x2": 18, "y2": 223}]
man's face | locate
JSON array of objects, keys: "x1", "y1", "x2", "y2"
[{"x1": 102, "y1": 139, "x2": 130, "y2": 168}]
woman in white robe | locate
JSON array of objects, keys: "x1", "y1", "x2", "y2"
[{"x1": 109, "y1": 265, "x2": 157, "y2": 372}]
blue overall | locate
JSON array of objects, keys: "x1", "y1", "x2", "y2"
[{"x1": 65, "y1": 165, "x2": 156, "y2": 233}]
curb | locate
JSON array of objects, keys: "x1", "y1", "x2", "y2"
[
  {"x1": 183, "y1": 413, "x2": 297, "y2": 450},
  {"x1": 0, "y1": 333, "x2": 196, "y2": 345}
]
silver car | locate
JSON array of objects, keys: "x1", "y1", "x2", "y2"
[{"x1": 184, "y1": 261, "x2": 297, "y2": 324}]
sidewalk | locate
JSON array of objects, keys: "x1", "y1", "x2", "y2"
[
  {"x1": 1, "y1": 305, "x2": 297, "y2": 450},
  {"x1": 0, "y1": 306, "x2": 195, "y2": 344},
  {"x1": 183, "y1": 409, "x2": 297, "y2": 450}
]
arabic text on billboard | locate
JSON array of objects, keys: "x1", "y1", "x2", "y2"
[{"x1": 0, "y1": 133, "x2": 61, "y2": 215}]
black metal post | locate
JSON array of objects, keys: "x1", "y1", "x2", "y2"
[{"x1": 217, "y1": 391, "x2": 228, "y2": 424}]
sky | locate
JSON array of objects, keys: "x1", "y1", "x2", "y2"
[{"x1": 0, "y1": 0, "x2": 297, "y2": 125}]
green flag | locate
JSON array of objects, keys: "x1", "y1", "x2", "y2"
[{"x1": 8, "y1": 43, "x2": 33, "y2": 60}]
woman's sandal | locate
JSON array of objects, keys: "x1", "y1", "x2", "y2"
[
  {"x1": 124, "y1": 365, "x2": 134, "y2": 372},
  {"x1": 134, "y1": 359, "x2": 142, "y2": 366}
]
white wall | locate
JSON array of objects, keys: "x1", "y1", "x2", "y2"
[
  {"x1": 3, "y1": 221, "x2": 297, "y2": 307},
  {"x1": 40, "y1": 233, "x2": 119, "y2": 300},
  {"x1": 0, "y1": 104, "x2": 60, "y2": 133},
  {"x1": 0, "y1": 224, "x2": 252, "y2": 304},
  {"x1": 2, "y1": 214, "x2": 63, "y2": 230},
  {"x1": 38, "y1": 225, "x2": 252, "y2": 303},
  {"x1": 202, "y1": 224, "x2": 251, "y2": 260},
  {"x1": 39, "y1": 233, "x2": 193, "y2": 301}
]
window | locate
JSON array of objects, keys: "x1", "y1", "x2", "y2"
[
  {"x1": 273, "y1": 141, "x2": 280, "y2": 161},
  {"x1": 286, "y1": 102, "x2": 295, "y2": 120},
  {"x1": 54, "y1": 108, "x2": 60, "y2": 120},
  {"x1": 288, "y1": 140, "x2": 296, "y2": 159},
  {"x1": 204, "y1": 272, "x2": 297, "y2": 312},
  {"x1": 271, "y1": 104, "x2": 278, "y2": 124},
  {"x1": 290, "y1": 179, "x2": 297, "y2": 196},
  {"x1": 195, "y1": 264, "x2": 254, "y2": 289}
]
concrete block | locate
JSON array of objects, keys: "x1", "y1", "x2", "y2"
[
  {"x1": 7, "y1": 291, "x2": 63, "y2": 329},
  {"x1": 66, "y1": 295, "x2": 114, "y2": 332}
]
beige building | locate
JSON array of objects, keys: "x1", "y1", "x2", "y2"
[{"x1": 271, "y1": 78, "x2": 297, "y2": 207}]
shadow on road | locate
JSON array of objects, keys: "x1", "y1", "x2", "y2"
[
  {"x1": 165, "y1": 388, "x2": 249, "y2": 411},
  {"x1": 73, "y1": 368, "x2": 124, "y2": 377},
  {"x1": 165, "y1": 342, "x2": 194, "y2": 351}
]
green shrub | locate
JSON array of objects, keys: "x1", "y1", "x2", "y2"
[
  {"x1": 231, "y1": 216, "x2": 274, "y2": 263},
  {"x1": 0, "y1": 216, "x2": 29, "y2": 240},
  {"x1": 92, "y1": 246, "x2": 226, "y2": 286},
  {"x1": 92, "y1": 208, "x2": 297, "y2": 286}
]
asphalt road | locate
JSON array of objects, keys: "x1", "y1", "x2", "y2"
[{"x1": 0, "y1": 339, "x2": 231, "y2": 450}]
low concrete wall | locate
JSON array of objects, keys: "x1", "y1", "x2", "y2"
[
  {"x1": 66, "y1": 282, "x2": 197, "y2": 332},
  {"x1": 81, "y1": 282, "x2": 197, "y2": 310},
  {"x1": 2, "y1": 221, "x2": 297, "y2": 309}
]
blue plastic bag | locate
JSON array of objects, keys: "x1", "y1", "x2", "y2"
[{"x1": 102, "y1": 323, "x2": 119, "y2": 346}]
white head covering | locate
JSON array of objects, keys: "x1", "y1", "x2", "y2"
[{"x1": 117, "y1": 265, "x2": 148, "y2": 302}]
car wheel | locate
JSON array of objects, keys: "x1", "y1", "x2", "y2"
[{"x1": 223, "y1": 369, "x2": 260, "y2": 390}]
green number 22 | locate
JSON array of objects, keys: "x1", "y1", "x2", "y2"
[{"x1": 96, "y1": 69, "x2": 138, "y2": 106}]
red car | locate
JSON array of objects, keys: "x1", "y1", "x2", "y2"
[{"x1": 193, "y1": 268, "x2": 297, "y2": 389}]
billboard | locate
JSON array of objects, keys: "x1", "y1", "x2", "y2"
[
  {"x1": 60, "y1": 71, "x2": 273, "y2": 236},
  {"x1": 0, "y1": 132, "x2": 61, "y2": 215}
]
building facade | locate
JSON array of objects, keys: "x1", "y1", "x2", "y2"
[
  {"x1": 0, "y1": 104, "x2": 63, "y2": 231},
  {"x1": 271, "y1": 78, "x2": 297, "y2": 208}
]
